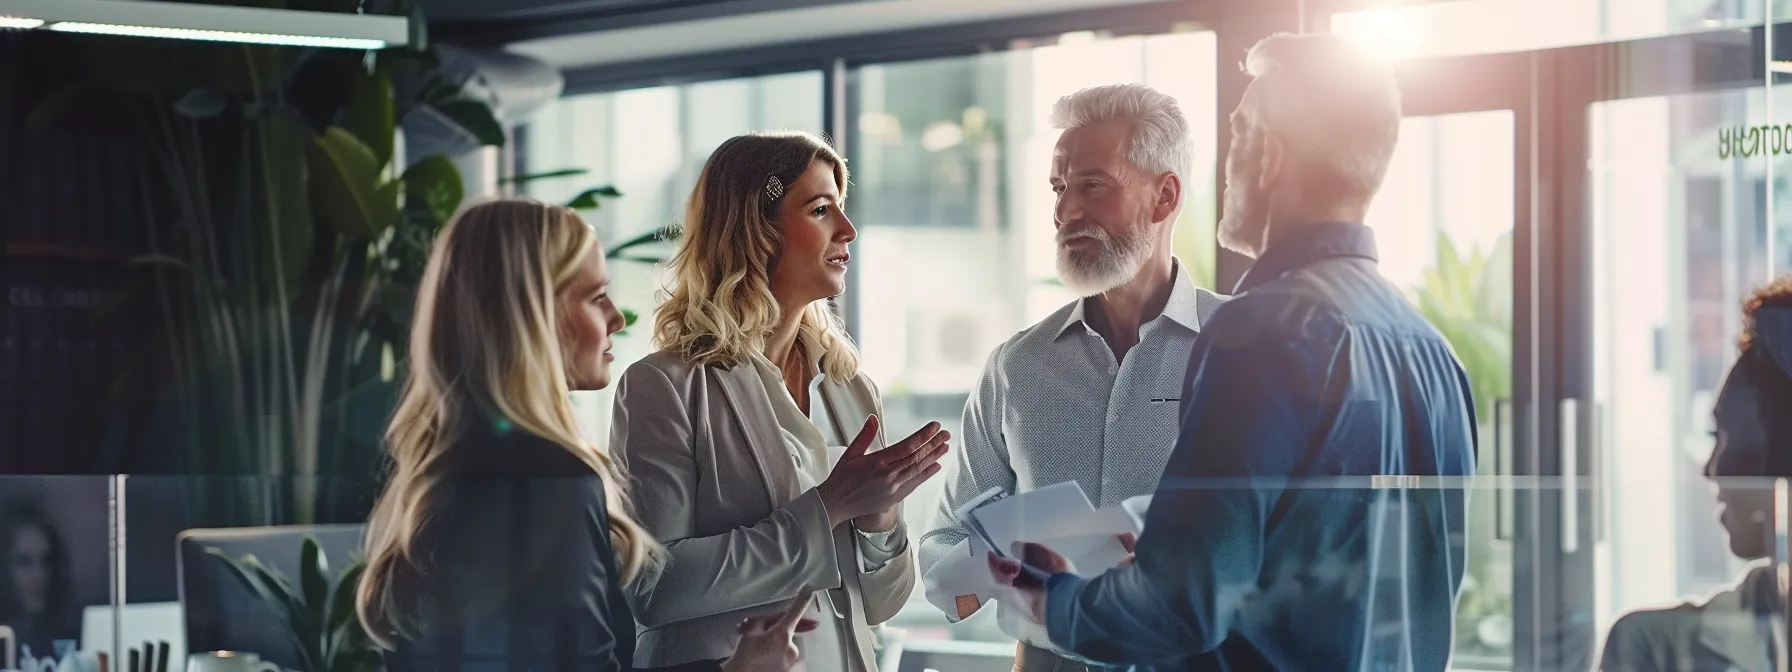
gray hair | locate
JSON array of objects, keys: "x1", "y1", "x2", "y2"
[
  {"x1": 1048, "y1": 83, "x2": 1193, "y2": 181},
  {"x1": 1242, "y1": 33, "x2": 1402, "y2": 200}
]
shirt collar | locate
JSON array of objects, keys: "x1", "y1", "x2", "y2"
[
  {"x1": 1233, "y1": 221, "x2": 1380, "y2": 294},
  {"x1": 1055, "y1": 257, "x2": 1207, "y2": 339}
]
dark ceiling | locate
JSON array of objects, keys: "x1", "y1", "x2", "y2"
[
  {"x1": 421, "y1": 0, "x2": 732, "y2": 22},
  {"x1": 424, "y1": 0, "x2": 835, "y2": 44}
]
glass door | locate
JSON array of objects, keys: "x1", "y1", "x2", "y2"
[
  {"x1": 1342, "y1": 43, "x2": 1540, "y2": 671},
  {"x1": 1318, "y1": 3, "x2": 1788, "y2": 668},
  {"x1": 1569, "y1": 22, "x2": 1788, "y2": 672},
  {"x1": 1373, "y1": 108, "x2": 1521, "y2": 669}
]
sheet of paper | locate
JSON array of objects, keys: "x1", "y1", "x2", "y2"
[
  {"x1": 1122, "y1": 494, "x2": 1153, "y2": 532},
  {"x1": 972, "y1": 481, "x2": 1098, "y2": 553},
  {"x1": 1042, "y1": 503, "x2": 1141, "y2": 573},
  {"x1": 963, "y1": 481, "x2": 1150, "y2": 574},
  {"x1": 923, "y1": 483, "x2": 1159, "y2": 623}
]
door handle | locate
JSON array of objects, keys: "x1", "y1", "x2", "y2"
[
  {"x1": 1561, "y1": 398, "x2": 1579, "y2": 554},
  {"x1": 1594, "y1": 401, "x2": 1606, "y2": 544},
  {"x1": 1494, "y1": 398, "x2": 1514, "y2": 541}
]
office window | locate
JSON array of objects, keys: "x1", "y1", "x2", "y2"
[
  {"x1": 852, "y1": 29, "x2": 1220, "y2": 646},
  {"x1": 1332, "y1": 0, "x2": 1776, "y2": 59},
  {"x1": 518, "y1": 72, "x2": 825, "y2": 441}
]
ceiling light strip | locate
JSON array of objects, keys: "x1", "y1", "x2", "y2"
[
  {"x1": 47, "y1": 21, "x2": 388, "y2": 49},
  {"x1": 0, "y1": 0, "x2": 407, "y2": 48}
]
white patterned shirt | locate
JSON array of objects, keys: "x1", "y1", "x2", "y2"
[{"x1": 917, "y1": 259, "x2": 1228, "y2": 649}]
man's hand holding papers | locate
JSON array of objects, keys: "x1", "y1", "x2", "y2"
[{"x1": 922, "y1": 481, "x2": 1149, "y2": 626}]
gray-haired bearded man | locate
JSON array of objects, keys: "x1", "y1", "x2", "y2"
[{"x1": 917, "y1": 82, "x2": 1227, "y2": 672}]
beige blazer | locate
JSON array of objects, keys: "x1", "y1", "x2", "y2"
[{"x1": 609, "y1": 348, "x2": 916, "y2": 670}]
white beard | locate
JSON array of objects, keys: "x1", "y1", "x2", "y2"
[
  {"x1": 1216, "y1": 182, "x2": 1260, "y2": 257},
  {"x1": 1055, "y1": 223, "x2": 1153, "y2": 297}
]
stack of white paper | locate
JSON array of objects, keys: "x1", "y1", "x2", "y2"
[{"x1": 923, "y1": 481, "x2": 1152, "y2": 621}]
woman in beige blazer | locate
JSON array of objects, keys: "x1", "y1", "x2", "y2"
[{"x1": 611, "y1": 131, "x2": 952, "y2": 672}]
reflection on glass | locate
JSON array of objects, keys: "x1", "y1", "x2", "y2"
[
  {"x1": 1589, "y1": 87, "x2": 1784, "y2": 659},
  {"x1": 109, "y1": 476, "x2": 382, "y2": 672},
  {"x1": 1332, "y1": 0, "x2": 1772, "y2": 60},
  {"x1": 847, "y1": 30, "x2": 1218, "y2": 649},
  {"x1": 0, "y1": 477, "x2": 109, "y2": 668},
  {"x1": 1371, "y1": 111, "x2": 1517, "y2": 667},
  {"x1": 1598, "y1": 272, "x2": 1792, "y2": 670},
  {"x1": 519, "y1": 73, "x2": 826, "y2": 443}
]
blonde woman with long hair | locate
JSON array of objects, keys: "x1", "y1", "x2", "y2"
[
  {"x1": 356, "y1": 198, "x2": 817, "y2": 672},
  {"x1": 611, "y1": 132, "x2": 950, "y2": 672}
]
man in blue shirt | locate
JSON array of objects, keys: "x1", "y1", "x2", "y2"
[{"x1": 989, "y1": 32, "x2": 1478, "y2": 671}]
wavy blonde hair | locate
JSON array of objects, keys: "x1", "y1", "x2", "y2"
[
  {"x1": 357, "y1": 199, "x2": 663, "y2": 649},
  {"x1": 655, "y1": 131, "x2": 860, "y2": 380}
]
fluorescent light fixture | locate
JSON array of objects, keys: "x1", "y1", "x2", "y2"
[
  {"x1": 0, "y1": 0, "x2": 408, "y2": 49},
  {"x1": 48, "y1": 22, "x2": 387, "y2": 49}
]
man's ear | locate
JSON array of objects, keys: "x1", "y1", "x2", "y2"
[
  {"x1": 1153, "y1": 171, "x2": 1182, "y2": 224},
  {"x1": 1258, "y1": 132, "x2": 1284, "y2": 191}
]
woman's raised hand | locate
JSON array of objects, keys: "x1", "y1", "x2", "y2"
[{"x1": 815, "y1": 415, "x2": 950, "y2": 528}]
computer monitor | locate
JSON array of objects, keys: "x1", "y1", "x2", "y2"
[
  {"x1": 0, "y1": 624, "x2": 14, "y2": 669},
  {"x1": 80, "y1": 602, "x2": 187, "y2": 672}
]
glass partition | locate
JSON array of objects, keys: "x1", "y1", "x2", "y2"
[
  {"x1": 109, "y1": 475, "x2": 379, "y2": 672},
  {"x1": 881, "y1": 476, "x2": 1792, "y2": 671},
  {"x1": 0, "y1": 476, "x2": 115, "y2": 670},
  {"x1": 0, "y1": 475, "x2": 1771, "y2": 671}
]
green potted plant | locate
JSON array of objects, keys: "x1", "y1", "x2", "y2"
[
  {"x1": 35, "y1": 0, "x2": 503, "y2": 526},
  {"x1": 1410, "y1": 229, "x2": 1515, "y2": 659},
  {"x1": 207, "y1": 538, "x2": 378, "y2": 672}
]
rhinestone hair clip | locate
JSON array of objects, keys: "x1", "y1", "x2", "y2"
[{"x1": 765, "y1": 174, "x2": 786, "y2": 202}]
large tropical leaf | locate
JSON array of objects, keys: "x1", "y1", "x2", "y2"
[
  {"x1": 501, "y1": 167, "x2": 589, "y2": 185},
  {"x1": 300, "y1": 537, "x2": 331, "y2": 636},
  {"x1": 344, "y1": 70, "x2": 396, "y2": 171},
  {"x1": 206, "y1": 549, "x2": 310, "y2": 664},
  {"x1": 206, "y1": 548, "x2": 288, "y2": 612},
  {"x1": 402, "y1": 155, "x2": 464, "y2": 222},
  {"x1": 1477, "y1": 231, "x2": 1515, "y2": 327},
  {"x1": 1415, "y1": 230, "x2": 1514, "y2": 418},
  {"x1": 327, "y1": 560, "x2": 367, "y2": 640},
  {"x1": 307, "y1": 127, "x2": 400, "y2": 241},
  {"x1": 566, "y1": 185, "x2": 623, "y2": 211},
  {"x1": 432, "y1": 100, "x2": 506, "y2": 147},
  {"x1": 605, "y1": 223, "x2": 679, "y2": 259}
]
